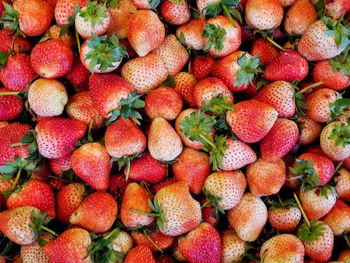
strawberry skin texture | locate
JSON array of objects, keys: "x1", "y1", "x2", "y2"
[
  {"x1": 306, "y1": 88, "x2": 337, "y2": 123},
  {"x1": 49, "y1": 155, "x2": 71, "y2": 175},
  {"x1": 160, "y1": 0, "x2": 190, "y2": 25},
  {"x1": 109, "y1": 173, "x2": 128, "y2": 199},
  {"x1": 7, "y1": 179, "x2": 56, "y2": 218},
  {"x1": 325, "y1": 0, "x2": 350, "y2": 19},
  {"x1": 64, "y1": 56, "x2": 90, "y2": 91},
  {"x1": 54, "y1": 0, "x2": 87, "y2": 26},
  {"x1": 124, "y1": 245, "x2": 156, "y2": 263},
  {"x1": 251, "y1": 38, "x2": 278, "y2": 66},
  {"x1": 70, "y1": 191, "x2": 117, "y2": 233},
  {"x1": 178, "y1": 223, "x2": 221, "y2": 263},
  {"x1": 268, "y1": 207, "x2": 301, "y2": 232},
  {"x1": 0, "y1": 88, "x2": 23, "y2": 121},
  {"x1": 43, "y1": 228, "x2": 92, "y2": 263},
  {"x1": 221, "y1": 229, "x2": 246, "y2": 263},
  {"x1": 35, "y1": 117, "x2": 87, "y2": 159},
  {"x1": 191, "y1": 55, "x2": 215, "y2": 80},
  {"x1": 174, "y1": 72, "x2": 197, "y2": 107},
  {"x1": 0, "y1": 29, "x2": 31, "y2": 55},
  {"x1": 323, "y1": 198, "x2": 350, "y2": 236},
  {"x1": 0, "y1": 53, "x2": 37, "y2": 92},
  {"x1": 335, "y1": 168, "x2": 350, "y2": 203},
  {"x1": 132, "y1": 230, "x2": 174, "y2": 252},
  {"x1": 175, "y1": 18, "x2": 205, "y2": 50},
  {"x1": 30, "y1": 39, "x2": 73, "y2": 79},
  {"x1": 297, "y1": 116, "x2": 322, "y2": 145}
]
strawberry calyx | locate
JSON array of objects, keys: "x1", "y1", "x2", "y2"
[
  {"x1": 329, "y1": 97, "x2": 350, "y2": 120},
  {"x1": 202, "y1": 135, "x2": 228, "y2": 171},
  {"x1": 111, "y1": 152, "x2": 142, "y2": 181},
  {"x1": 202, "y1": 23, "x2": 227, "y2": 52},
  {"x1": 202, "y1": 188, "x2": 225, "y2": 214},
  {"x1": 330, "y1": 46, "x2": 350, "y2": 76},
  {"x1": 297, "y1": 219, "x2": 325, "y2": 244},
  {"x1": 235, "y1": 54, "x2": 263, "y2": 88},
  {"x1": 289, "y1": 159, "x2": 320, "y2": 190},
  {"x1": 60, "y1": 4, "x2": 81, "y2": 36},
  {"x1": 78, "y1": 1, "x2": 108, "y2": 29},
  {"x1": 329, "y1": 121, "x2": 350, "y2": 147},
  {"x1": 29, "y1": 210, "x2": 58, "y2": 242},
  {"x1": 133, "y1": 199, "x2": 166, "y2": 230},
  {"x1": 0, "y1": 2, "x2": 24, "y2": 37},
  {"x1": 268, "y1": 197, "x2": 297, "y2": 210},
  {"x1": 323, "y1": 15, "x2": 350, "y2": 50},
  {"x1": 203, "y1": 0, "x2": 242, "y2": 26}
]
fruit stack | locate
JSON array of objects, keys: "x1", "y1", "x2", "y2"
[{"x1": 0, "y1": 0, "x2": 349, "y2": 262}]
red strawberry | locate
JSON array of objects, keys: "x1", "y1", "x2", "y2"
[
  {"x1": 191, "y1": 55, "x2": 215, "y2": 80},
  {"x1": 306, "y1": 88, "x2": 337, "y2": 123},
  {"x1": 120, "y1": 182, "x2": 154, "y2": 228},
  {"x1": 323, "y1": 198, "x2": 350, "y2": 236},
  {"x1": 124, "y1": 245, "x2": 155, "y2": 263},
  {"x1": 174, "y1": 72, "x2": 197, "y2": 106},
  {"x1": 264, "y1": 50, "x2": 309, "y2": 82},
  {"x1": 28, "y1": 78, "x2": 68, "y2": 117},
  {"x1": 173, "y1": 147, "x2": 211, "y2": 195},
  {"x1": 313, "y1": 60, "x2": 350, "y2": 91},
  {"x1": 132, "y1": 229, "x2": 174, "y2": 252},
  {"x1": 201, "y1": 199, "x2": 219, "y2": 226},
  {"x1": 45, "y1": 25, "x2": 76, "y2": 48},
  {"x1": 64, "y1": 56, "x2": 90, "y2": 91},
  {"x1": 227, "y1": 193, "x2": 268, "y2": 242},
  {"x1": 221, "y1": 229, "x2": 247, "y2": 263},
  {"x1": 145, "y1": 87, "x2": 183, "y2": 121},
  {"x1": 227, "y1": 100, "x2": 278, "y2": 143},
  {"x1": 325, "y1": 0, "x2": 350, "y2": 19},
  {"x1": 121, "y1": 53, "x2": 168, "y2": 94},
  {"x1": 151, "y1": 177, "x2": 178, "y2": 194},
  {"x1": 203, "y1": 171, "x2": 246, "y2": 211},
  {"x1": 0, "y1": 29, "x2": 31, "y2": 55},
  {"x1": 0, "y1": 53, "x2": 36, "y2": 92},
  {"x1": 89, "y1": 73, "x2": 134, "y2": 118},
  {"x1": 251, "y1": 38, "x2": 278, "y2": 66},
  {"x1": 49, "y1": 155, "x2": 71, "y2": 175},
  {"x1": 175, "y1": 18, "x2": 205, "y2": 50},
  {"x1": 335, "y1": 168, "x2": 350, "y2": 202},
  {"x1": 57, "y1": 183, "x2": 85, "y2": 224},
  {"x1": 260, "y1": 234, "x2": 305, "y2": 262},
  {"x1": 7, "y1": 179, "x2": 55, "y2": 218},
  {"x1": 109, "y1": 173, "x2": 128, "y2": 199},
  {"x1": 0, "y1": 88, "x2": 23, "y2": 121},
  {"x1": 154, "y1": 34, "x2": 189, "y2": 76},
  {"x1": 268, "y1": 206, "x2": 301, "y2": 232},
  {"x1": 297, "y1": 116, "x2": 322, "y2": 145},
  {"x1": 127, "y1": 151, "x2": 167, "y2": 184},
  {"x1": 260, "y1": 118, "x2": 299, "y2": 160},
  {"x1": 43, "y1": 228, "x2": 92, "y2": 263},
  {"x1": 178, "y1": 223, "x2": 221, "y2": 263},
  {"x1": 70, "y1": 191, "x2": 117, "y2": 233},
  {"x1": 127, "y1": 10, "x2": 165, "y2": 57},
  {"x1": 30, "y1": 39, "x2": 73, "y2": 79},
  {"x1": 54, "y1": 0, "x2": 87, "y2": 26},
  {"x1": 160, "y1": 0, "x2": 190, "y2": 25},
  {"x1": 35, "y1": 117, "x2": 87, "y2": 159},
  {"x1": 244, "y1": 0, "x2": 284, "y2": 30}
]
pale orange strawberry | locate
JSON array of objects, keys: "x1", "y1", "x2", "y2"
[
  {"x1": 323, "y1": 198, "x2": 350, "y2": 236},
  {"x1": 45, "y1": 25, "x2": 76, "y2": 48},
  {"x1": 109, "y1": 230, "x2": 133, "y2": 256},
  {"x1": 54, "y1": 0, "x2": 87, "y2": 26},
  {"x1": 268, "y1": 206, "x2": 301, "y2": 232},
  {"x1": 338, "y1": 250, "x2": 350, "y2": 262},
  {"x1": 221, "y1": 229, "x2": 246, "y2": 263},
  {"x1": 325, "y1": 0, "x2": 350, "y2": 19},
  {"x1": 121, "y1": 53, "x2": 168, "y2": 94},
  {"x1": 335, "y1": 168, "x2": 350, "y2": 202},
  {"x1": 297, "y1": 116, "x2": 322, "y2": 145},
  {"x1": 160, "y1": 0, "x2": 191, "y2": 25},
  {"x1": 175, "y1": 18, "x2": 205, "y2": 50},
  {"x1": 127, "y1": 10, "x2": 165, "y2": 57},
  {"x1": 20, "y1": 233, "x2": 53, "y2": 263},
  {"x1": 306, "y1": 88, "x2": 337, "y2": 123},
  {"x1": 279, "y1": 0, "x2": 294, "y2": 7},
  {"x1": 174, "y1": 72, "x2": 197, "y2": 106},
  {"x1": 227, "y1": 193, "x2": 268, "y2": 242}
]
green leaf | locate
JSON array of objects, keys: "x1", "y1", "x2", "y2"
[
  {"x1": 322, "y1": 16, "x2": 350, "y2": 50},
  {"x1": 160, "y1": 75, "x2": 176, "y2": 88},
  {"x1": 234, "y1": 54, "x2": 262, "y2": 88},
  {"x1": 297, "y1": 219, "x2": 325, "y2": 243},
  {"x1": 0, "y1": 165, "x2": 16, "y2": 175},
  {"x1": 178, "y1": 32, "x2": 187, "y2": 47},
  {"x1": 202, "y1": 135, "x2": 228, "y2": 171},
  {"x1": 79, "y1": 2, "x2": 107, "y2": 29},
  {"x1": 149, "y1": 0, "x2": 160, "y2": 9},
  {"x1": 0, "y1": 52, "x2": 8, "y2": 66},
  {"x1": 329, "y1": 98, "x2": 350, "y2": 120},
  {"x1": 202, "y1": 23, "x2": 226, "y2": 52},
  {"x1": 294, "y1": 92, "x2": 307, "y2": 117},
  {"x1": 329, "y1": 122, "x2": 350, "y2": 147}
]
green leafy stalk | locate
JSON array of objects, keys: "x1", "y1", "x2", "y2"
[
  {"x1": 132, "y1": 199, "x2": 166, "y2": 230},
  {"x1": 329, "y1": 121, "x2": 350, "y2": 147},
  {"x1": 29, "y1": 210, "x2": 58, "y2": 238},
  {"x1": 234, "y1": 54, "x2": 263, "y2": 88},
  {"x1": 202, "y1": 23, "x2": 227, "y2": 52},
  {"x1": 202, "y1": 135, "x2": 228, "y2": 171},
  {"x1": 79, "y1": 1, "x2": 108, "y2": 29},
  {"x1": 297, "y1": 219, "x2": 325, "y2": 244},
  {"x1": 289, "y1": 159, "x2": 320, "y2": 191}
]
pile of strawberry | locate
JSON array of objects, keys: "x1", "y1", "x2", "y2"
[{"x1": 0, "y1": 0, "x2": 349, "y2": 262}]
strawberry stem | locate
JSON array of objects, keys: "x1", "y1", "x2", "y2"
[
  {"x1": 132, "y1": 208, "x2": 160, "y2": 217},
  {"x1": 201, "y1": 199, "x2": 211, "y2": 209},
  {"x1": 298, "y1": 81, "x2": 323, "y2": 94},
  {"x1": 345, "y1": 234, "x2": 350, "y2": 247},
  {"x1": 0, "y1": 91, "x2": 20, "y2": 96},
  {"x1": 199, "y1": 134, "x2": 216, "y2": 148},
  {"x1": 11, "y1": 167, "x2": 22, "y2": 190},
  {"x1": 266, "y1": 36, "x2": 285, "y2": 51},
  {"x1": 87, "y1": 120, "x2": 94, "y2": 143},
  {"x1": 75, "y1": 30, "x2": 81, "y2": 53},
  {"x1": 40, "y1": 225, "x2": 58, "y2": 237},
  {"x1": 143, "y1": 229, "x2": 163, "y2": 252},
  {"x1": 222, "y1": 4, "x2": 236, "y2": 28},
  {"x1": 293, "y1": 192, "x2": 310, "y2": 227}
]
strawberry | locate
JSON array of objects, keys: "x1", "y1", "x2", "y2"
[
  {"x1": 127, "y1": 10, "x2": 165, "y2": 57},
  {"x1": 127, "y1": 151, "x2": 167, "y2": 184},
  {"x1": 151, "y1": 177, "x2": 178, "y2": 194},
  {"x1": 268, "y1": 205, "x2": 301, "y2": 232},
  {"x1": 71, "y1": 143, "x2": 110, "y2": 191},
  {"x1": 148, "y1": 117, "x2": 183, "y2": 162},
  {"x1": 174, "y1": 72, "x2": 197, "y2": 106},
  {"x1": 323, "y1": 198, "x2": 350, "y2": 236},
  {"x1": 260, "y1": 118, "x2": 299, "y2": 161},
  {"x1": 227, "y1": 100, "x2": 278, "y2": 143},
  {"x1": 28, "y1": 78, "x2": 68, "y2": 117},
  {"x1": 338, "y1": 250, "x2": 350, "y2": 262},
  {"x1": 154, "y1": 34, "x2": 189, "y2": 76},
  {"x1": 57, "y1": 183, "x2": 85, "y2": 224},
  {"x1": 43, "y1": 228, "x2": 92, "y2": 263},
  {"x1": 20, "y1": 233, "x2": 53, "y2": 262},
  {"x1": 320, "y1": 121, "x2": 350, "y2": 161},
  {"x1": 70, "y1": 191, "x2": 117, "y2": 233},
  {"x1": 35, "y1": 117, "x2": 87, "y2": 159},
  {"x1": 0, "y1": 0, "x2": 10, "y2": 17},
  {"x1": 175, "y1": 18, "x2": 205, "y2": 50},
  {"x1": 48, "y1": 155, "x2": 71, "y2": 175},
  {"x1": 305, "y1": 88, "x2": 337, "y2": 123},
  {"x1": 45, "y1": 25, "x2": 76, "y2": 48},
  {"x1": 227, "y1": 193, "x2": 268, "y2": 242},
  {"x1": 193, "y1": 77, "x2": 233, "y2": 108},
  {"x1": 4, "y1": 0, "x2": 54, "y2": 37},
  {"x1": 145, "y1": 87, "x2": 183, "y2": 121},
  {"x1": 54, "y1": 0, "x2": 87, "y2": 26},
  {"x1": 260, "y1": 234, "x2": 305, "y2": 262},
  {"x1": 201, "y1": 199, "x2": 219, "y2": 226},
  {"x1": 212, "y1": 51, "x2": 262, "y2": 92},
  {"x1": 335, "y1": 168, "x2": 350, "y2": 202},
  {"x1": 121, "y1": 53, "x2": 168, "y2": 94},
  {"x1": 0, "y1": 29, "x2": 31, "y2": 55},
  {"x1": 244, "y1": 0, "x2": 284, "y2": 30},
  {"x1": 297, "y1": 19, "x2": 348, "y2": 61},
  {"x1": 80, "y1": 34, "x2": 127, "y2": 73},
  {"x1": 108, "y1": 229, "x2": 134, "y2": 256},
  {"x1": 251, "y1": 38, "x2": 278, "y2": 66},
  {"x1": 297, "y1": 116, "x2": 322, "y2": 145},
  {"x1": 64, "y1": 56, "x2": 90, "y2": 91},
  {"x1": 124, "y1": 245, "x2": 155, "y2": 263},
  {"x1": 284, "y1": 0, "x2": 317, "y2": 36},
  {"x1": 105, "y1": 117, "x2": 146, "y2": 159},
  {"x1": 203, "y1": 170, "x2": 246, "y2": 211},
  {"x1": 30, "y1": 39, "x2": 73, "y2": 79},
  {"x1": 191, "y1": 55, "x2": 215, "y2": 80},
  {"x1": 88, "y1": 73, "x2": 134, "y2": 118},
  {"x1": 120, "y1": 182, "x2": 154, "y2": 228},
  {"x1": 75, "y1": 2, "x2": 111, "y2": 39},
  {"x1": 279, "y1": 0, "x2": 294, "y2": 7},
  {"x1": 0, "y1": 88, "x2": 23, "y2": 121},
  {"x1": 221, "y1": 230, "x2": 247, "y2": 263},
  {"x1": 66, "y1": 91, "x2": 104, "y2": 130},
  {"x1": 160, "y1": 0, "x2": 190, "y2": 25},
  {"x1": 325, "y1": 0, "x2": 350, "y2": 20},
  {"x1": 7, "y1": 179, "x2": 55, "y2": 218},
  {"x1": 313, "y1": 59, "x2": 350, "y2": 91},
  {"x1": 109, "y1": 173, "x2": 127, "y2": 199},
  {"x1": 264, "y1": 50, "x2": 309, "y2": 82},
  {"x1": 178, "y1": 223, "x2": 221, "y2": 263},
  {"x1": 0, "y1": 53, "x2": 36, "y2": 92},
  {"x1": 203, "y1": 16, "x2": 241, "y2": 58},
  {"x1": 173, "y1": 147, "x2": 211, "y2": 194},
  {"x1": 131, "y1": 229, "x2": 174, "y2": 252}
]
